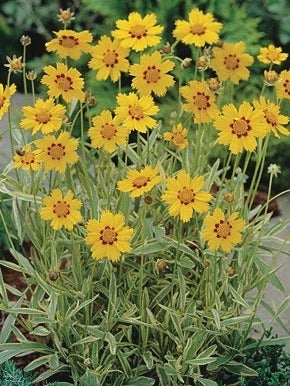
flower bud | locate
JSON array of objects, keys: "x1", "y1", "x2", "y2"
[
  {"x1": 181, "y1": 58, "x2": 192, "y2": 69},
  {"x1": 144, "y1": 195, "x2": 153, "y2": 205},
  {"x1": 267, "y1": 163, "x2": 281, "y2": 178},
  {"x1": 15, "y1": 147, "x2": 25, "y2": 156},
  {"x1": 20, "y1": 35, "x2": 31, "y2": 46},
  {"x1": 58, "y1": 8, "x2": 75, "y2": 24},
  {"x1": 264, "y1": 70, "x2": 278, "y2": 86},
  {"x1": 224, "y1": 192, "x2": 234, "y2": 203},
  {"x1": 5, "y1": 55, "x2": 24, "y2": 73},
  {"x1": 216, "y1": 39, "x2": 224, "y2": 48},
  {"x1": 85, "y1": 91, "x2": 96, "y2": 106},
  {"x1": 26, "y1": 70, "x2": 37, "y2": 81},
  {"x1": 226, "y1": 266, "x2": 235, "y2": 277},
  {"x1": 203, "y1": 259, "x2": 211, "y2": 268},
  {"x1": 161, "y1": 42, "x2": 171, "y2": 54},
  {"x1": 197, "y1": 55, "x2": 209, "y2": 71},
  {"x1": 207, "y1": 77, "x2": 220, "y2": 92},
  {"x1": 49, "y1": 272, "x2": 59, "y2": 281},
  {"x1": 156, "y1": 260, "x2": 167, "y2": 271}
]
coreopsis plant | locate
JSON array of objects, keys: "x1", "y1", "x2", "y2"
[{"x1": 0, "y1": 6, "x2": 289, "y2": 386}]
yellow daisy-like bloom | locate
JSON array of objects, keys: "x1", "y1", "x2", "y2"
[
  {"x1": 257, "y1": 44, "x2": 288, "y2": 65},
  {"x1": 88, "y1": 110, "x2": 128, "y2": 153},
  {"x1": 202, "y1": 208, "x2": 245, "y2": 253},
  {"x1": 46, "y1": 29, "x2": 93, "y2": 60},
  {"x1": 115, "y1": 92, "x2": 159, "y2": 133},
  {"x1": 41, "y1": 63, "x2": 85, "y2": 103},
  {"x1": 211, "y1": 42, "x2": 254, "y2": 84},
  {"x1": 20, "y1": 98, "x2": 66, "y2": 135},
  {"x1": 214, "y1": 102, "x2": 268, "y2": 154},
  {"x1": 180, "y1": 80, "x2": 219, "y2": 124},
  {"x1": 163, "y1": 123, "x2": 188, "y2": 150},
  {"x1": 162, "y1": 170, "x2": 212, "y2": 223},
  {"x1": 130, "y1": 51, "x2": 175, "y2": 97},
  {"x1": 0, "y1": 83, "x2": 16, "y2": 120},
  {"x1": 40, "y1": 189, "x2": 82, "y2": 231},
  {"x1": 118, "y1": 166, "x2": 162, "y2": 198},
  {"x1": 173, "y1": 8, "x2": 222, "y2": 47},
  {"x1": 88, "y1": 35, "x2": 130, "y2": 82},
  {"x1": 112, "y1": 12, "x2": 163, "y2": 52},
  {"x1": 35, "y1": 131, "x2": 79, "y2": 173},
  {"x1": 85, "y1": 211, "x2": 133, "y2": 262},
  {"x1": 276, "y1": 70, "x2": 290, "y2": 99},
  {"x1": 13, "y1": 146, "x2": 41, "y2": 171},
  {"x1": 253, "y1": 96, "x2": 289, "y2": 138}
]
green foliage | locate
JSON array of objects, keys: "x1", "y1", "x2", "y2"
[
  {"x1": 0, "y1": 194, "x2": 13, "y2": 251},
  {"x1": 0, "y1": 360, "x2": 34, "y2": 386}
]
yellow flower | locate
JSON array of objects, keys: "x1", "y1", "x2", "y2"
[
  {"x1": 20, "y1": 98, "x2": 66, "y2": 135},
  {"x1": 276, "y1": 70, "x2": 290, "y2": 99},
  {"x1": 163, "y1": 123, "x2": 188, "y2": 149},
  {"x1": 41, "y1": 63, "x2": 85, "y2": 103},
  {"x1": 214, "y1": 102, "x2": 268, "y2": 154},
  {"x1": 130, "y1": 51, "x2": 175, "y2": 96},
  {"x1": 253, "y1": 96, "x2": 289, "y2": 138},
  {"x1": 173, "y1": 8, "x2": 222, "y2": 47},
  {"x1": 40, "y1": 189, "x2": 82, "y2": 230},
  {"x1": 88, "y1": 110, "x2": 128, "y2": 153},
  {"x1": 35, "y1": 131, "x2": 79, "y2": 173},
  {"x1": 112, "y1": 12, "x2": 163, "y2": 52},
  {"x1": 46, "y1": 29, "x2": 93, "y2": 60},
  {"x1": 202, "y1": 208, "x2": 245, "y2": 253},
  {"x1": 180, "y1": 80, "x2": 219, "y2": 123},
  {"x1": 0, "y1": 83, "x2": 16, "y2": 120},
  {"x1": 258, "y1": 44, "x2": 288, "y2": 65},
  {"x1": 211, "y1": 42, "x2": 254, "y2": 84},
  {"x1": 88, "y1": 35, "x2": 130, "y2": 82},
  {"x1": 13, "y1": 146, "x2": 41, "y2": 171},
  {"x1": 85, "y1": 211, "x2": 133, "y2": 262},
  {"x1": 162, "y1": 170, "x2": 212, "y2": 223},
  {"x1": 118, "y1": 166, "x2": 162, "y2": 198},
  {"x1": 115, "y1": 92, "x2": 159, "y2": 133}
]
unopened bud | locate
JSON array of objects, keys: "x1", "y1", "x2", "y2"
[
  {"x1": 170, "y1": 111, "x2": 178, "y2": 119},
  {"x1": 49, "y1": 272, "x2": 59, "y2": 281},
  {"x1": 20, "y1": 35, "x2": 31, "y2": 46},
  {"x1": 157, "y1": 260, "x2": 167, "y2": 271},
  {"x1": 58, "y1": 8, "x2": 75, "y2": 24},
  {"x1": 224, "y1": 192, "x2": 234, "y2": 203},
  {"x1": 203, "y1": 259, "x2": 211, "y2": 268},
  {"x1": 144, "y1": 195, "x2": 153, "y2": 205},
  {"x1": 203, "y1": 46, "x2": 213, "y2": 58},
  {"x1": 207, "y1": 77, "x2": 220, "y2": 92},
  {"x1": 85, "y1": 91, "x2": 96, "y2": 106},
  {"x1": 15, "y1": 147, "x2": 25, "y2": 156},
  {"x1": 84, "y1": 358, "x2": 92, "y2": 367},
  {"x1": 181, "y1": 58, "x2": 192, "y2": 69},
  {"x1": 226, "y1": 266, "x2": 235, "y2": 277},
  {"x1": 161, "y1": 42, "x2": 171, "y2": 54},
  {"x1": 26, "y1": 70, "x2": 37, "y2": 81},
  {"x1": 264, "y1": 70, "x2": 278, "y2": 86},
  {"x1": 216, "y1": 39, "x2": 224, "y2": 48},
  {"x1": 197, "y1": 55, "x2": 209, "y2": 70}
]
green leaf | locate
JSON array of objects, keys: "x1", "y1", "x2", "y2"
[
  {"x1": 143, "y1": 351, "x2": 154, "y2": 369},
  {"x1": 242, "y1": 336, "x2": 290, "y2": 351},
  {"x1": 124, "y1": 377, "x2": 155, "y2": 386},
  {"x1": 105, "y1": 332, "x2": 116, "y2": 355},
  {"x1": 196, "y1": 378, "x2": 219, "y2": 386},
  {"x1": 79, "y1": 371, "x2": 101, "y2": 386},
  {"x1": 30, "y1": 326, "x2": 51, "y2": 336},
  {"x1": 0, "y1": 296, "x2": 23, "y2": 343},
  {"x1": 131, "y1": 240, "x2": 171, "y2": 255},
  {"x1": 185, "y1": 345, "x2": 217, "y2": 366},
  {"x1": 223, "y1": 362, "x2": 258, "y2": 376}
]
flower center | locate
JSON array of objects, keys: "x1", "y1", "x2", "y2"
[
  {"x1": 264, "y1": 110, "x2": 277, "y2": 126},
  {"x1": 101, "y1": 123, "x2": 116, "y2": 140},
  {"x1": 55, "y1": 74, "x2": 73, "y2": 92},
  {"x1": 59, "y1": 35, "x2": 79, "y2": 48},
  {"x1": 132, "y1": 175, "x2": 149, "y2": 188},
  {"x1": 283, "y1": 80, "x2": 290, "y2": 96},
  {"x1": 214, "y1": 220, "x2": 232, "y2": 238},
  {"x1": 35, "y1": 109, "x2": 51, "y2": 124},
  {"x1": 11, "y1": 58, "x2": 22, "y2": 71},
  {"x1": 53, "y1": 201, "x2": 70, "y2": 218},
  {"x1": 47, "y1": 143, "x2": 66, "y2": 160},
  {"x1": 129, "y1": 104, "x2": 144, "y2": 120},
  {"x1": 230, "y1": 117, "x2": 251, "y2": 138},
  {"x1": 224, "y1": 54, "x2": 240, "y2": 70},
  {"x1": 194, "y1": 92, "x2": 210, "y2": 110},
  {"x1": 130, "y1": 24, "x2": 147, "y2": 39},
  {"x1": 178, "y1": 187, "x2": 195, "y2": 205},
  {"x1": 21, "y1": 152, "x2": 35, "y2": 165},
  {"x1": 190, "y1": 23, "x2": 205, "y2": 35},
  {"x1": 103, "y1": 50, "x2": 119, "y2": 67},
  {"x1": 143, "y1": 65, "x2": 160, "y2": 84},
  {"x1": 0, "y1": 96, "x2": 5, "y2": 109},
  {"x1": 100, "y1": 226, "x2": 117, "y2": 245},
  {"x1": 173, "y1": 133, "x2": 185, "y2": 145},
  {"x1": 266, "y1": 52, "x2": 279, "y2": 62}
]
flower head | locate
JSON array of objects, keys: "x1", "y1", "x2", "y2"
[
  {"x1": 202, "y1": 208, "x2": 245, "y2": 253},
  {"x1": 267, "y1": 163, "x2": 281, "y2": 178},
  {"x1": 35, "y1": 131, "x2": 79, "y2": 173},
  {"x1": 276, "y1": 70, "x2": 290, "y2": 99},
  {"x1": 211, "y1": 42, "x2": 254, "y2": 84},
  {"x1": 130, "y1": 51, "x2": 175, "y2": 96},
  {"x1": 85, "y1": 211, "x2": 133, "y2": 261},
  {"x1": 13, "y1": 146, "x2": 41, "y2": 171},
  {"x1": 162, "y1": 170, "x2": 212, "y2": 223},
  {"x1": 112, "y1": 12, "x2": 163, "y2": 52},
  {"x1": 258, "y1": 44, "x2": 288, "y2": 65},
  {"x1": 118, "y1": 166, "x2": 162, "y2": 198},
  {"x1": 58, "y1": 8, "x2": 75, "y2": 24},
  {"x1": 173, "y1": 8, "x2": 222, "y2": 47},
  {"x1": 115, "y1": 92, "x2": 159, "y2": 133},
  {"x1": 88, "y1": 110, "x2": 128, "y2": 153},
  {"x1": 20, "y1": 98, "x2": 66, "y2": 135},
  {"x1": 41, "y1": 63, "x2": 85, "y2": 103},
  {"x1": 214, "y1": 102, "x2": 268, "y2": 154},
  {"x1": 40, "y1": 189, "x2": 82, "y2": 230},
  {"x1": 264, "y1": 70, "x2": 279, "y2": 86},
  {"x1": 88, "y1": 36, "x2": 130, "y2": 82},
  {"x1": 5, "y1": 55, "x2": 24, "y2": 73},
  {"x1": 0, "y1": 83, "x2": 16, "y2": 120},
  {"x1": 163, "y1": 123, "x2": 188, "y2": 149}
]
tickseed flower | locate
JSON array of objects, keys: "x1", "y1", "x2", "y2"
[
  {"x1": 35, "y1": 131, "x2": 79, "y2": 173},
  {"x1": 85, "y1": 211, "x2": 133, "y2": 262},
  {"x1": 115, "y1": 92, "x2": 159, "y2": 133},
  {"x1": 88, "y1": 110, "x2": 128, "y2": 153},
  {"x1": 276, "y1": 70, "x2": 290, "y2": 99},
  {"x1": 41, "y1": 63, "x2": 85, "y2": 103},
  {"x1": 0, "y1": 83, "x2": 16, "y2": 120},
  {"x1": 180, "y1": 80, "x2": 219, "y2": 124},
  {"x1": 46, "y1": 30, "x2": 93, "y2": 60},
  {"x1": 13, "y1": 146, "x2": 41, "y2": 171},
  {"x1": 267, "y1": 163, "x2": 281, "y2": 178},
  {"x1": 20, "y1": 35, "x2": 31, "y2": 46},
  {"x1": 214, "y1": 102, "x2": 267, "y2": 154},
  {"x1": 173, "y1": 8, "x2": 222, "y2": 47},
  {"x1": 163, "y1": 123, "x2": 189, "y2": 150},
  {"x1": 253, "y1": 96, "x2": 289, "y2": 138},
  {"x1": 130, "y1": 51, "x2": 175, "y2": 97},
  {"x1": 264, "y1": 70, "x2": 279, "y2": 86},
  {"x1": 162, "y1": 170, "x2": 212, "y2": 223},
  {"x1": 88, "y1": 36, "x2": 130, "y2": 82},
  {"x1": 202, "y1": 208, "x2": 245, "y2": 253},
  {"x1": 20, "y1": 98, "x2": 66, "y2": 135},
  {"x1": 118, "y1": 166, "x2": 162, "y2": 198},
  {"x1": 5, "y1": 55, "x2": 24, "y2": 73},
  {"x1": 211, "y1": 42, "x2": 254, "y2": 84},
  {"x1": 112, "y1": 12, "x2": 163, "y2": 52},
  {"x1": 58, "y1": 8, "x2": 75, "y2": 24},
  {"x1": 40, "y1": 189, "x2": 82, "y2": 231},
  {"x1": 258, "y1": 44, "x2": 288, "y2": 65}
]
